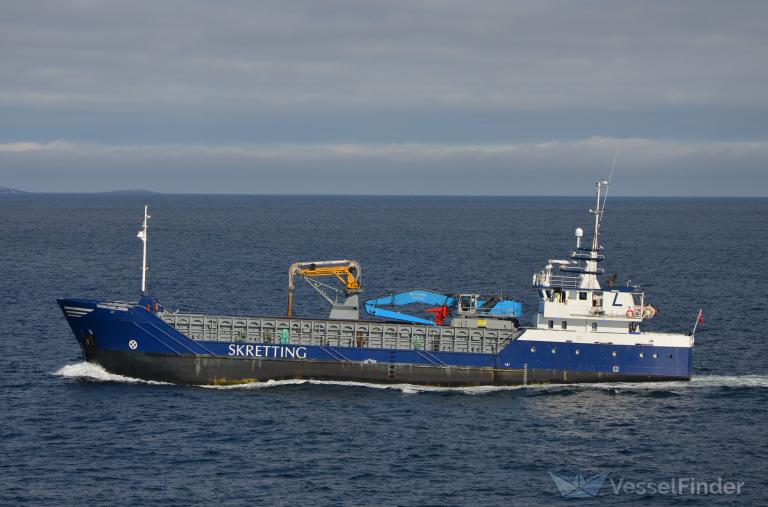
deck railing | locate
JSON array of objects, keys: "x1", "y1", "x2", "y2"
[{"x1": 532, "y1": 273, "x2": 582, "y2": 289}]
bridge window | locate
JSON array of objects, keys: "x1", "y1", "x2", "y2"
[
  {"x1": 591, "y1": 322, "x2": 597, "y2": 332},
  {"x1": 579, "y1": 292, "x2": 588, "y2": 300},
  {"x1": 548, "y1": 320, "x2": 554, "y2": 329},
  {"x1": 561, "y1": 321, "x2": 568, "y2": 330}
]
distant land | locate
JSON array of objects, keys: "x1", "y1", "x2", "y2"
[
  {"x1": 99, "y1": 189, "x2": 161, "y2": 195},
  {"x1": 0, "y1": 187, "x2": 162, "y2": 195}
]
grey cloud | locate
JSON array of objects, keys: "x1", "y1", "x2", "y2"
[
  {"x1": 1, "y1": 1, "x2": 766, "y2": 195},
  {"x1": 2, "y1": 1, "x2": 767, "y2": 113}
]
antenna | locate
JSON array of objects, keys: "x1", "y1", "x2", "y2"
[
  {"x1": 137, "y1": 205, "x2": 150, "y2": 294},
  {"x1": 592, "y1": 144, "x2": 620, "y2": 248},
  {"x1": 601, "y1": 144, "x2": 619, "y2": 212}
]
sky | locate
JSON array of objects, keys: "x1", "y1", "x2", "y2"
[{"x1": 1, "y1": 0, "x2": 767, "y2": 195}]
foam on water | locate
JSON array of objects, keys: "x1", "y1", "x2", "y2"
[
  {"x1": 689, "y1": 374, "x2": 768, "y2": 388},
  {"x1": 55, "y1": 362, "x2": 768, "y2": 394},
  {"x1": 207, "y1": 374, "x2": 768, "y2": 394},
  {"x1": 202, "y1": 378, "x2": 529, "y2": 395},
  {"x1": 54, "y1": 362, "x2": 170, "y2": 385},
  {"x1": 561, "y1": 375, "x2": 768, "y2": 392}
]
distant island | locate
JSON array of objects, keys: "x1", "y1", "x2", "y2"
[
  {"x1": 99, "y1": 189, "x2": 161, "y2": 195},
  {"x1": 0, "y1": 187, "x2": 161, "y2": 194}
]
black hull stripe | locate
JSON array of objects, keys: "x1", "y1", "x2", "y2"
[{"x1": 87, "y1": 349, "x2": 690, "y2": 387}]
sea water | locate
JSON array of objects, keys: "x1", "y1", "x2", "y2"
[{"x1": 1, "y1": 194, "x2": 766, "y2": 506}]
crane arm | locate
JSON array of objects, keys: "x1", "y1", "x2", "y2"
[
  {"x1": 365, "y1": 289, "x2": 455, "y2": 309},
  {"x1": 364, "y1": 289, "x2": 456, "y2": 326},
  {"x1": 296, "y1": 265, "x2": 360, "y2": 290},
  {"x1": 287, "y1": 260, "x2": 361, "y2": 317},
  {"x1": 364, "y1": 289, "x2": 523, "y2": 325}
]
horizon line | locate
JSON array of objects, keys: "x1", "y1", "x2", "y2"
[{"x1": 2, "y1": 190, "x2": 767, "y2": 198}]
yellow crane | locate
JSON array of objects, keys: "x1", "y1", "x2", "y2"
[{"x1": 287, "y1": 260, "x2": 362, "y2": 319}]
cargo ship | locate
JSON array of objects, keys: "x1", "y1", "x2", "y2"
[{"x1": 58, "y1": 180, "x2": 697, "y2": 386}]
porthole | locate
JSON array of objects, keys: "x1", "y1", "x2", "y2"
[
  {"x1": 668, "y1": 353, "x2": 673, "y2": 359},
  {"x1": 652, "y1": 352, "x2": 658, "y2": 359},
  {"x1": 575, "y1": 349, "x2": 580, "y2": 355},
  {"x1": 551, "y1": 348, "x2": 557, "y2": 354},
  {"x1": 611, "y1": 351, "x2": 617, "y2": 357},
  {"x1": 530, "y1": 346, "x2": 536, "y2": 353},
  {"x1": 639, "y1": 352, "x2": 645, "y2": 358}
]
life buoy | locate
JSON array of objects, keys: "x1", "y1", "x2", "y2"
[{"x1": 625, "y1": 308, "x2": 635, "y2": 319}]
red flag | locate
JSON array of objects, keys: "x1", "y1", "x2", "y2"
[{"x1": 698, "y1": 310, "x2": 704, "y2": 324}]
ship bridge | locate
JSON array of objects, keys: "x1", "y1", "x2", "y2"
[{"x1": 531, "y1": 180, "x2": 656, "y2": 336}]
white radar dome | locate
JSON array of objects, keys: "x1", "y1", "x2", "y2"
[{"x1": 575, "y1": 227, "x2": 584, "y2": 238}]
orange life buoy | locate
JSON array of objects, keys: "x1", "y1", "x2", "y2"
[{"x1": 625, "y1": 308, "x2": 635, "y2": 319}]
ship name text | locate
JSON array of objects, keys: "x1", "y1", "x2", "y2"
[
  {"x1": 97, "y1": 303, "x2": 129, "y2": 312},
  {"x1": 227, "y1": 344, "x2": 308, "y2": 359}
]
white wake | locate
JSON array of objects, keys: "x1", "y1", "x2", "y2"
[
  {"x1": 201, "y1": 378, "x2": 525, "y2": 395},
  {"x1": 54, "y1": 362, "x2": 170, "y2": 385},
  {"x1": 205, "y1": 375, "x2": 768, "y2": 394}
]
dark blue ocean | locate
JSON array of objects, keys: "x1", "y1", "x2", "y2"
[{"x1": 1, "y1": 194, "x2": 767, "y2": 506}]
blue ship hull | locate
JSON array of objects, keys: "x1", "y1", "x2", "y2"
[{"x1": 58, "y1": 298, "x2": 693, "y2": 386}]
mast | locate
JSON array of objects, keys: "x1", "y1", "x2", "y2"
[
  {"x1": 592, "y1": 180, "x2": 603, "y2": 252},
  {"x1": 580, "y1": 180, "x2": 609, "y2": 289},
  {"x1": 590, "y1": 147, "x2": 618, "y2": 256},
  {"x1": 579, "y1": 149, "x2": 617, "y2": 289},
  {"x1": 137, "y1": 205, "x2": 150, "y2": 295}
]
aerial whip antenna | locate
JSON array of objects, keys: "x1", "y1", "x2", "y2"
[
  {"x1": 601, "y1": 144, "x2": 620, "y2": 212},
  {"x1": 589, "y1": 144, "x2": 620, "y2": 257}
]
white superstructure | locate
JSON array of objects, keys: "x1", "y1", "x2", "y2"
[{"x1": 528, "y1": 180, "x2": 693, "y2": 349}]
